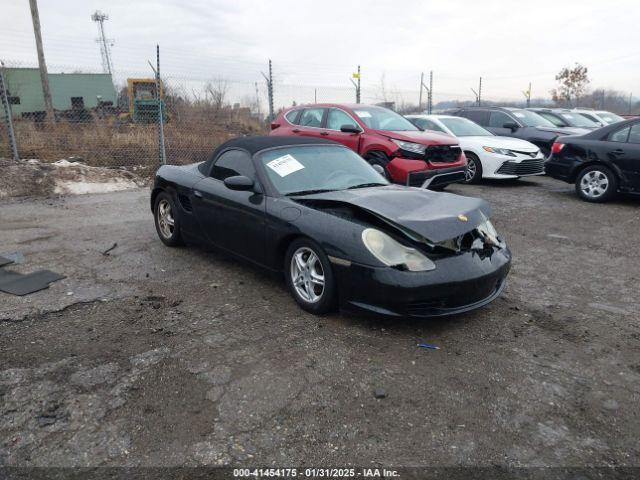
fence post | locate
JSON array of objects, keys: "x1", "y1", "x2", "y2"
[
  {"x1": 0, "y1": 63, "x2": 19, "y2": 160},
  {"x1": 156, "y1": 45, "x2": 166, "y2": 165}
]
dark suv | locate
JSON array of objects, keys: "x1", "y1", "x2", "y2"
[{"x1": 448, "y1": 106, "x2": 590, "y2": 157}]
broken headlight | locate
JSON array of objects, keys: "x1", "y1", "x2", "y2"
[
  {"x1": 476, "y1": 219, "x2": 504, "y2": 248},
  {"x1": 362, "y1": 228, "x2": 436, "y2": 271}
]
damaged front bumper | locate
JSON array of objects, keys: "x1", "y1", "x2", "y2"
[
  {"x1": 406, "y1": 165, "x2": 467, "y2": 189},
  {"x1": 332, "y1": 247, "x2": 511, "y2": 318}
]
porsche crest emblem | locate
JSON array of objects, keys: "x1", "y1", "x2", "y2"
[{"x1": 457, "y1": 214, "x2": 468, "y2": 222}]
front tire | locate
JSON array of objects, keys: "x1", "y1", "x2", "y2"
[
  {"x1": 285, "y1": 238, "x2": 337, "y2": 315},
  {"x1": 575, "y1": 165, "x2": 617, "y2": 203},
  {"x1": 464, "y1": 152, "x2": 483, "y2": 184},
  {"x1": 154, "y1": 191, "x2": 184, "y2": 246}
]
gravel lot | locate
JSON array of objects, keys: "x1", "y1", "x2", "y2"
[{"x1": 1, "y1": 176, "x2": 639, "y2": 469}]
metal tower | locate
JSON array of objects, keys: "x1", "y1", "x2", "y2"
[{"x1": 91, "y1": 10, "x2": 114, "y2": 75}]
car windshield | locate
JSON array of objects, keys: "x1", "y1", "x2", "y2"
[
  {"x1": 559, "y1": 112, "x2": 598, "y2": 127},
  {"x1": 510, "y1": 109, "x2": 556, "y2": 127},
  {"x1": 353, "y1": 106, "x2": 419, "y2": 131},
  {"x1": 597, "y1": 112, "x2": 624, "y2": 124},
  {"x1": 258, "y1": 145, "x2": 389, "y2": 196},
  {"x1": 439, "y1": 117, "x2": 493, "y2": 136}
]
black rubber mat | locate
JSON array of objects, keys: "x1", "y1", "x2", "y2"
[
  {"x1": 0, "y1": 269, "x2": 65, "y2": 296},
  {"x1": 0, "y1": 255, "x2": 14, "y2": 267}
]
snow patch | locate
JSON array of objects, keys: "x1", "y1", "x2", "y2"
[
  {"x1": 54, "y1": 178, "x2": 140, "y2": 195},
  {"x1": 53, "y1": 159, "x2": 83, "y2": 167}
]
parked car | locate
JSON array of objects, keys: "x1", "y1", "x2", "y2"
[
  {"x1": 570, "y1": 108, "x2": 625, "y2": 127},
  {"x1": 270, "y1": 103, "x2": 467, "y2": 189},
  {"x1": 405, "y1": 114, "x2": 544, "y2": 184},
  {"x1": 447, "y1": 106, "x2": 590, "y2": 157},
  {"x1": 545, "y1": 118, "x2": 640, "y2": 202},
  {"x1": 151, "y1": 136, "x2": 512, "y2": 317},
  {"x1": 527, "y1": 108, "x2": 600, "y2": 130}
]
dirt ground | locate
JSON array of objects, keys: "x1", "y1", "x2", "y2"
[{"x1": 0, "y1": 176, "x2": 639, "y2": 469}]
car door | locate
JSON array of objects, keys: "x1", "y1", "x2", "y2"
[
  {"x1": 606, "y1": 122, "x2": 640, "y2": 190},
  {"x1": 461, "y1": 109, "x2": 489, "y2": 127},
  {"x1": 488, "y1": 111, "x2": 520, "y2": 137},
  {"x1": 323, "y1": 108, "x2": 362, "y2": 151},
  {"x1": 192, "y1": 149, "x2": 266, "y2": 264},
  {"x1": 296, "y1": 107, "x2": 328, "y2": 139}
]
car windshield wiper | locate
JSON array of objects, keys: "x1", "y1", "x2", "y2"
[
  {"x1": 346, "y1": 182, "x2": 387, "y2": 190},
  {"x1": 285, "y1": 188, "x2": 337, "y2": 197}
]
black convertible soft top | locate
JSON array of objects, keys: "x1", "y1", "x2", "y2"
[{"x1": 201, "y1": 135, "x2": 339, "y2": 174}]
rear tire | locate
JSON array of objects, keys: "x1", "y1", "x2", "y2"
[
  {"x1": 285, "y1": 238, "x2": 338, "y2": 315},
  {"x1": 575, "y1": 165, "x2": 617, "y2": 203},
  {"x1": 464, "y1": 152, "x2": 483, "y2": 184},
  {"x1": 365, "y1": 151, "x2": 392, "y2": 181},
  {"x1": 154, "y1": 191, "x2": 184, "y2": 247}
]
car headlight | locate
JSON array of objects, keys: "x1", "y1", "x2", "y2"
[
  {"x1": 362, "y1": 228, "x2": 435, "y2": 271},
  {"x1": 476, "y1": 219, "x2": 503, "y2": 247},
  {"x1": 482, "y1": 146, "x2": 515, "y2": 156},
  {"x1": 391, "y1": 139, "x2": 427, "y2": 155}
]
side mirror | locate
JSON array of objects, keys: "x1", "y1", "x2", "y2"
[
  {"x1": 224, "y1": 175, "x2": 254, "y2": 191},
  {"x1": 340, "y1": 124, "x2": 362, "y2": 134},
  {"x1": 503, "y1": 122, "x2": 519, "y2": 132},
  {"x1": 372, "y1": 164, "x2": 385, "y2": 176}
]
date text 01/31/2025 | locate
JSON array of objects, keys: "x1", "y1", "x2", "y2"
[{"x1": 233, "y1": 468, "x2": 400, "y2": 478}]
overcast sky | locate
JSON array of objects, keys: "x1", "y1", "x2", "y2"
[{"x1": 2, "y1": 0, "x2": 639, "y2": 106}]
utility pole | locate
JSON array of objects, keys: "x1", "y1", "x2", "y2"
[
  {"x1": 478, "y1": 76, "x2": 482, "y2": 106},
  {"x1": 28, "y1": 0, "x2": 54, "y2": 121},
  {"x1": 91, "y1": 11, "x2": 114, "y2": 75},
  {"x1": 154, "y1": 45, "x2": 166, "y2": 165},
  {"x1": 261, "y1": 59, "x2": 274, "y2": 122},
  {"x1": 419, "y1": 72, "x2": 431, "y2": 113},
  {"x1": 629, "y1": 92, "x2": 633, "y2": 115},
  {"x1": 254, "y1": 81, "x2": 261, "y2": 118},
  {"x1": 428, "y1": 70, "x2": 433, "y2": 114},
  {"x1": 350, "y1": 66, "x2": 361, "y2": 104},
  {"x1": 523, "y1": 82, "x2": 531, "y2": 107}
]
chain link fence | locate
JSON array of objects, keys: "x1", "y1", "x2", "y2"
[{"x1": 2, "y1": 49, "x2": 639, "y2": 175}]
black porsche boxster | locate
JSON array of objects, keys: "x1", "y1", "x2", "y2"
[{"x1": 151, "y1": 136, "x2": 511, "y2": 317}]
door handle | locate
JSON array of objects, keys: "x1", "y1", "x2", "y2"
[
  {"x1": 320, "y1": 131, "x2": 329, "y2": 136},
  {"x1": 612, "y1": 149, "x2": 624, "y2": 154},
  {"x1": 292, "y1": 129, "x2": 301, "y2": 133},
  {"x1": 193, "y1": 190, "x2": 203, "y2": 198}
]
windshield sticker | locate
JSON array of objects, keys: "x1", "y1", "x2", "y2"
[
  {"x1": 266, "y1": 154, "x2": 305, "y2": 177},
  {"x1": 355, "y1": 110, "x2": 372, "y2": 118},
  {"x1": 513, "y1": 112, "x2": 525, "y2": 118}
]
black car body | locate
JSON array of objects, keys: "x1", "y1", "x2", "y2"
[
  {"x1": 448, "y1": 106, "x2": 590, "y2": 157},
  {"x1": 545, "y1": 118, "x2": 640, "y2": 202},
  {"x1": 526, "y1": 108, "x2": 600, "y2": 130},
  {"x1": 151, "y1": 136, "x2": 512, "y2": 318}
]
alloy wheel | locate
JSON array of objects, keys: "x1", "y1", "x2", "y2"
[
  {"x1": 290, "y1": 247, "x2": 325, "y2": 303},
  {"x1": 580, "y1": 170, "x2": 609, "y2": 199},
  {"x1": 465, "y1": 160, "x2": 477, "y2": 182},
  {"x1": 157, "y1": 199, "x2": 175, "y2": 239}
]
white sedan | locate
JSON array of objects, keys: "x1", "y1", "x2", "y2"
[{"x1": 405, "y1": 114, "x2": 545, "y2": 183}]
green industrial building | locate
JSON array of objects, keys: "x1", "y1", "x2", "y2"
[{"x1": 2, "y1": 68, "x2": 117, "y2": 118}]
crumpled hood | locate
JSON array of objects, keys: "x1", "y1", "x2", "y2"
[{"x1": 295, "y1": 185, "x2": 492, "y2": 243}]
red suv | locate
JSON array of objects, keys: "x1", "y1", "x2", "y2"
[{"x1": 270, "y1": 103, "x2": 467, "y2": 188}]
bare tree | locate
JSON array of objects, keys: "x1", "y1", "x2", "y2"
[
  {"x1": 550, "y1": 63, "x2": 590, "y2": 107},
  {"x1": 205, "y1": 76, "x2": 229, "y2": 110}
]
